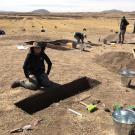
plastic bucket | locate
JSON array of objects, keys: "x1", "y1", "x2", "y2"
[{"x1": 120, "y1": 69, "x2": 135, "y2": 87}]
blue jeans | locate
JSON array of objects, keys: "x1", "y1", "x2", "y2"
[
  {"x1": 119, "y1": 30, "x2": 126, "y2": 43},
  {"x1": 20, "y1": 73, "x2": 51, "y2": 90}
]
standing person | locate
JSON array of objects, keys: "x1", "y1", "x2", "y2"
[
  {"x1": 119, "y1": 16, "x2": 129, "y2": 44},
  {"x1": 133, "y1": 22, "x2": 135, "y2": 33},
  {"x1": 11, "y1": 42, "x2": 52, "y2": 90}
]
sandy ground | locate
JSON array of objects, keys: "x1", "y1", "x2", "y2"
[{"x1": 0, "y1": 15, "x2": 135, "y2": 135}]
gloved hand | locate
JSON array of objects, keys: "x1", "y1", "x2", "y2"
[{"x1": 29, "y1": 74, "x2": 37, "y2": 83}]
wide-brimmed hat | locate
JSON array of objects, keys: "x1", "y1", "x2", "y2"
[
  {"x1": 122, "y1": 16, "x2": 125, "y2": 20},
  {"x1": 30, "y1": 42, "x2": 41, "y2": 48}
]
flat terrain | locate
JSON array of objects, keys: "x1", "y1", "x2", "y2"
[{"x1": 0, "y1": 14, "x2": 135, "y2": 135}]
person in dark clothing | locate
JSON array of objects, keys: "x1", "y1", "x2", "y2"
[
  {"x1": 74, "y1": 32, "x2": 86, "y2": 44},
  {"x1": 11, "y1": 42, "x2": 52, "y2": 90},
  {"x1": 74, "y1": 32, "x2": 87, "y2": 51},
  {"x1": 133, "y1": 22, "x2": 135, "y2": 33},
  {"x1": 119, "y1": 16, "x2": 129, "y2": 44},
  {"x1": 0, "y1": 30, "x2": 6, "y2": 35}
]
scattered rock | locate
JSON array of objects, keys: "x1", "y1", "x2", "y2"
[
  {"x1": 54, "y1": 26, "x2": 57, "y2": 29},
  {"x1": 22, "y1": 28, "x2": 26, "y2": 31},
  {"x1": 104, "y1": 108, "x2": 111, "y2": 113},
  {"x1": 83, "y1": 28, "x2": 87, "y2": 31},
  {"x1": 51, "y1": 103, "x2": 60, "y2": 107},
  {"x1": 92, "y1": 100, "x2": 101, "y2": 105},
  {"x1": 22, "y1": 125, "x2": 32, "y2": 131},
  {"x1": 10, "y1": 124, "x2": 34, "y2": 134},
  {"x1": 110, "y1": 29, "x2": 113, "y2": 32},
  {"x1": 10, "y1": 128, "x2": 23, "y2": 133},
  {"x1": 102, "y1": 103, "x2": 106, "y2": 107},
  {"x1": 87, "y1": 41, "x2": 92, "y2": 44},
  {"x1": 123, "y1": 103, "x2": 127, "y2": 107},
  {"x1": 126, "y1": 89, "x2": 130, "y2": 92},
  {"x1": 110, "y1": 41, "x2": 117, "y2": 43},
  {"x1": 32, "y1": 26, "x2": 35, "y2": 27},
  {"x1": 103, "y1": 39, "x2": 107, "y2": 44},
  {"x1": 33, "y1": 119, "x2": 43, "y2": 126},
  {"x1": 41, "y1": 29, "x2": 45, "y2": 32}
]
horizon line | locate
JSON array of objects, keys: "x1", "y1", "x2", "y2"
[{"x1": 0, "y1": 9, "x2": 135, "y2": 13}]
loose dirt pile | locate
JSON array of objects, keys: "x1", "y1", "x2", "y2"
[
  {"x1": 103, "y1": 33, "x2": 135, "y2": 44},
  {"x1": 103, "y1": 33, "x2": 118, "y2": 42},
  {"x1": 96, "y1": 51, "x2": 135, "y2": 73}
]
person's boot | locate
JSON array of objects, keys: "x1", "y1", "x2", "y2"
[
  {"x1": 118, "y1": 41, "x2": 121, "y2": 44},
  {"x1": 11, "y1": 81, "x2": 21, "y2": 88}
]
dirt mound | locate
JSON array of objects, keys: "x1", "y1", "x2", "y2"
[
  {"x1": 104, "y1": 33, "x2": 118, "y2": 42},
  {"x1": 103, "y1": 33, "x2": 135, "y2": 44},
  {"x1": 96, "y1": 51, "x2": 135, "y2": 73}
]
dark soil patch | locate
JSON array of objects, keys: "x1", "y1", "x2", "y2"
[{"x1": 25, "y1": 39, "x2": 77, "y2": 51}]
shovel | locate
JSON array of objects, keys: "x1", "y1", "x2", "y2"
[{"x1": 80, "y1": 102, "x2": 97, "y2": 112}]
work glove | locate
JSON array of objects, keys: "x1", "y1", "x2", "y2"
[{"x1": 29, "y1": 74, "x2": 37, "y2": 83}]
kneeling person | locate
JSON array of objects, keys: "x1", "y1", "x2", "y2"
[{"x1": 11, "y1": 42, "x2": 52, "y2": 90}]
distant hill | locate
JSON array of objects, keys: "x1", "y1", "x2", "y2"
[
  {"x1": 0, "y1": 10, "x2": 16, "y2": 13},
  {"x1": 129, "y1": 11, "x2": 135, "y2": 14},
  {"x1": 32, "y1": 9, "x2": 50, "y2": 14},
  {"x1": 101, "y1": 9, "x2": 123, "y2": 13}
]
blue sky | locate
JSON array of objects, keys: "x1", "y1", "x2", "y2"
[{"x1": 0, "y1": 0, "x2": 134, "y2": 12}]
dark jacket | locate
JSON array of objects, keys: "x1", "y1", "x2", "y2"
[
  {"x1": 23, "y1": 52, "x2": 52, "y2": 78},
  {"x1": 120, "y1": 18, "x2": 129, "y2": 31},
  {"x1": 74, "y1": 32, "x2": 84, "y2": 39}
]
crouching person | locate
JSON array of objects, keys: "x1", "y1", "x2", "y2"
[
  {"x1": 74, "y1": 32, "x2": 86, "y2": 44},
  {"x1": 11, "y1": 42, "x2": 52, "y2": 90},
  {"x1": 74, "y1": 32, "x2": 87, "y2": 51}
]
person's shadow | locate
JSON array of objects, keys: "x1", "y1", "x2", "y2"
[{"x1": 15, "y1": 77, "x2": 101, "y2": 114}]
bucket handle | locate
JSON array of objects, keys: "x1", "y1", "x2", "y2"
[
  {"x1": 126, "y1": 109, "x2": 135, "y2": 124},
  {"x1": 126, "y1": 109, "x2": 135, "y2": 115}
]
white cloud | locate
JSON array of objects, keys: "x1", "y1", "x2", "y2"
[{"x1": 0, "y1": 0, "x2": 134, "y2": 12}]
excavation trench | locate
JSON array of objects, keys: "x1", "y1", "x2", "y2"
[{"x1": 15, "y1": 77, "x2": 101, "y2": 114}]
